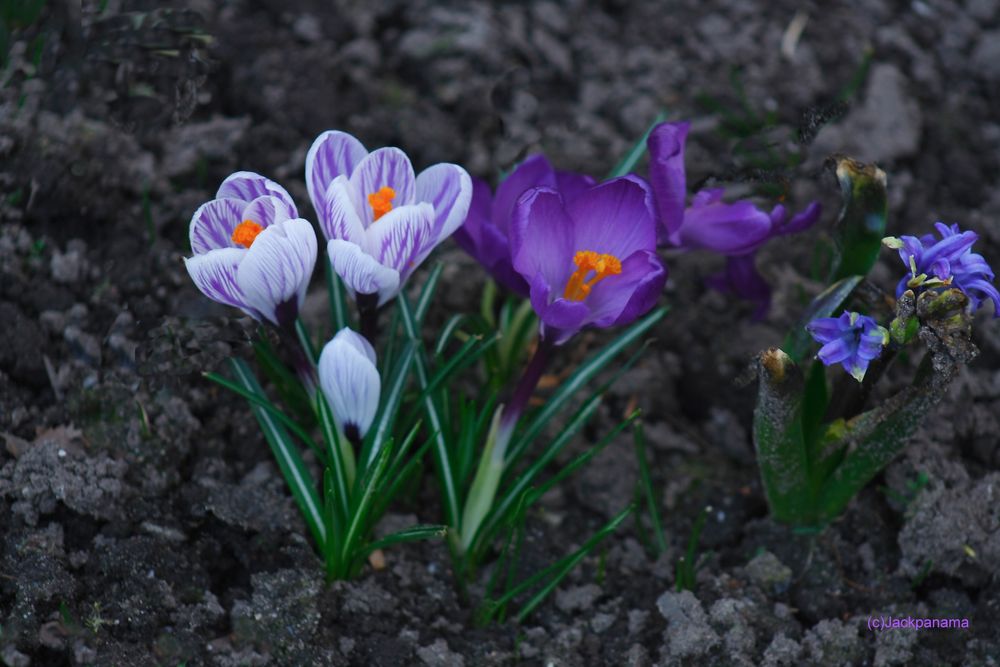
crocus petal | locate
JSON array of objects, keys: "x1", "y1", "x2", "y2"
[
  {"x1": 555, "y1": 170, "x2": 597, "y2": 203},
  {"x1": 327, "y1": 239, "x2": 401, "y2": 306},
  {"x1": 184, "y1": 248, "x2": 256, "y2": 317},
  {"x1": 678, "y1": 199, "x2": 773, "y2": 255},
  {"x1": 318, "y1": 329, "x2": 380, "y2": 438},
  {"x1": 817, "y1": 338, "x2": 853, "y2": 365},
  {"x1": 217, "y1": 171, "x2": 297, "y2": 215},
  {"x1": 492, "y1": 155, "x2": 557, "y2": 236},
  {"x1": 585, "y1": 250, "x2": 667, "y2": 328},
  {"x1": 305, "y1": 130, "x2": 368, "y2": 214},
  {"x1": 367, "y1": 203, "x2": 435, "y2": 280},
  {"x1": 241, "y1": 195, "x2": 295, "y2": 229},
  {"x1": 238, "y1": 219, "x2": 318, "y2": 326},
  {"x1": 568, "y1": 177, "x2": 657, "y2": 260},
  {"x1": 415, "y1": 163, "x2": 472, "y2": 241},
  {"x1": 190, "y1": 198, "x2": 245, "y2": 254},
  {"x1": 528, "y1": 274, "x2": 589, "y2": 343},
  {"x1": 705, "y1": 254, "x2": 772, "y2": 320},
  {"x1": 452, "y1": 177, "x2": 492, "y2": 254},
  {"x1": 778, "y1": 201, "x2": 823, "y2": 235},
  {"x1": 510, "y1": 187, "x2": 576, "y2": 293},
  {"x1": 648, "y1": 121, "x2": 690, "y2": 243},
  {"x1": 320, "y1": 176, "x2": 367, "y2": 245},
  {"x1": 350, "y1": 148, "x2": 417, "y2": 225}
]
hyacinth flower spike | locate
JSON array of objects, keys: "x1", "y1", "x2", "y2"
[
  {"x1": 884, "y1": 222, "x2": 1000, "y2": 317},
  {"x1": 648, "y1": 121, "x2": 821, "y2": 318},
  {"x1": 184, "y1": 172, "x2": 318, "y2": 329},
  {"x1": 305, "y1": 130, "x2": 472, "y2": 339},
  {"x1": 806, "y1": 311, "x2": 889, "y2": 382},
  {"x1": 317, "y1": 328, "x2": 382, "y2": 485},
  {"x1": 453, "y1": 154, "x2": 596, "y2": 297}
]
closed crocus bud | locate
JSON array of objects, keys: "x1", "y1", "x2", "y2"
[{"x1": 318, "y1": 328, "x2": 381, "y2": 442}]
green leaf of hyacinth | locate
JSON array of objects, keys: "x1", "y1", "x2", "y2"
[
  {"x1": 228, "y1": 358, "x2": 326, "y2": 551},
  {"x1": 781, "y1": 275, "x2": 863, "y2": 363},
  {"x1": 829, "y1": 157, "x2": 887, "y2": 282},
  {"x1": 359, "y1": 525, "x2": 449, "y2": 556},
  {"x1": 607, "y1": 110, "x2": 669, "y2": 178}
]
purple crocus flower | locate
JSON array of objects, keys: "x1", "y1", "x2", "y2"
[
  {"x1": 886, "y1": 222, "x2": 1000, "y2": 317},
  {"x1": 806, "y1": 311, "x2": 888, "y2": 382},
  {"x1": 305, "y1": 130, "x2": 472, "y2": 306},
  {"x1": 184, "y1": 172, "x2": 317, "y2": 327},
  {"x1": 648, "y1": 121, "x2": 822, "y2": 318},
  {"x1": 453, "y1": 154, "x2": 596, "y2": 297},
  {"x1": 509, "y1": 176, "x2": 668, "y2": 344}
]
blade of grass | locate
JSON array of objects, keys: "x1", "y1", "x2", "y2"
[
  {"x1": 633, "y1": 420, "x2": 667, "y2": 556},
  {"x1": 316, "y1": 393, "x2": 353, "y2": 523},
  {"x1": 607, "y1": 111, "x2": 669, "y2": 178},
  {"x1": 359, "y1": 525, "x2": 449, "y2": 556},
  {"x1": 415, "y1": 262, "x2": 444, "y2": 325},
  {"x1": 325, "y1": 258, "x2": 350, "y2": 333},
  {"x1": 360, "y1": 342, "x2": 415, "y2": 473}
]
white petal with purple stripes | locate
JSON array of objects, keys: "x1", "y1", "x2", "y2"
[
  {"x1": 306, "y1": 131, "x2": 368, "y2": 214},
  {"x1": 320, "y1": 176, "x2": 367, "y2": 244},
  {"x1": 349, "y1": 148, "x2": 416, "y2": 225},
  {"x1": 217, "y1": 171, "x2": 298, "y2": 216},
  {"x1": 318, "y1": 328, "x2": 381, "y2": 438},
  {"x1": 189, "y1": 198, "x2": 245, "y2": 254},
  {"x1": 238, "y1": 219, "x2": 318, "y2": 326},
  {"x1": 415, "y1": 162, "x2": 472, "y2": 241},
  {"x1": 328, "y1": 239, "x2": 401, "y2": 306},
  {"x1": 184, "y1": 248, "x2": 257, "y2": 318}
]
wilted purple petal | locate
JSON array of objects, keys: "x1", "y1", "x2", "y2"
[
  {"x1": 648, "y1": 121, "x2": 690, "y2": 243},
  {"x1": 190, "y1": 198, "x2": 245, "y2": 254},
  {"x1": 305, "y1": 130, "x2": 368, "y2": 213}
]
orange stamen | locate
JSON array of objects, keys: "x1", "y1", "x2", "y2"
[
  {"x1": 231, "y1": 220, "x2": 264, "y2": 248},
  {"x1": 367, "y1": 186, "x2": 396, "y2": 221},
  {"x1": 563, "y1": 250, "x2": 622, "y2": 301}
]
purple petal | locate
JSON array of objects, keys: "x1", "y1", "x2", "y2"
[
  {"x1": 415, "y1": 162, "x2": 472, "y2": 240},
  {"x1": 238, "y1": 219, "x2": 318, "y2": 327},
  {"x1": 453, "y1": 177, "x2": 493, "y2": 254},
  {"x1": 647, "y1": 121, "x2": 690, "y2": 243},
  {"x1": 567, "y1": 177, "x2": 657, "y2": 260},
  {"x1": 305, "y1": 130, "x2": 368, "y2": 214},
  {"x1": 217, "y1": 172, "x2": 297, "y2": 215},
  {"x1": 475, "y1": 221, "x2": 530, "y2": 297},
  {"x1": 586, "y1": 249, "x2": 666, "y2": 328},
  {"x1": 678, "y1": 199, "x2": 773, "y2": 255},
  {"x1": 349, "y1": 148, "x2": 417, "y2": 225},
  {"x1": 555, "y1": 170, "x2": 597, "y2": 203},
  {"x1": 920, "y1": 230, "x2": 978, "y2": 268},
  {"x1": 241, "y1": 195, "x2": 295, "y2": 229},
  {"x1": 690, "y1": 188, "x2": 725, "y2": 208},
  {"x1": 328, "y1": 239, "x2": 400, "y2": 306},
  {"x1": 778, "y1": 201, "x2": 823, "y2": 235},
  {"x1": 320, "y1": 176, "x2": 366, "y2": 245},
  {"x1": 929, "y1": 257, "x2": 951, "y2": 281},
  {"x1": 184, "y1": 248, "x2": 256, "y2": 318},
  {"x1": 510, "y1": 187, "x2": 576, "y2": 295},
  {"x1": 528, "y1": 274, "x2": 589, "y2": 341},
  {"x1": 190, "y1": 198, "x2": 245, "y2": 254},
  {"x1": 817, "y1": 338, "x2": 853, "y2": 365},
  {"x1": 805, "y1": 317, "x2": 843, "y2": 344},
  {"x1": 706, "y1": 254, "x2": 772, "y2": 320},
  {"x1": 367, "y1": 203, "x2": 435, "y2": 280},
  {"x1": 493, "y1": 155, "x2": 558, "y2": 235},
  {"x1": 961, "y1": 278, "x2": 1000, "y2": 317}
]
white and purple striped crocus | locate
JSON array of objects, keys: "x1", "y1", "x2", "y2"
[
  {"x1": 184, "y1": 172, "x2": 318, "y2": 327},
  {"x1": 510, "y1": 176, "x2": 668, "y2": 344},
  {"x1": 454, "y1": 154, "x2": 596, "y2": 297},
  {"x1": 648, "y1": 121, "x2": 822, "y2": 318},
  {"x1": 318, "y1": 328, "x2": 381, "y2": 443},
  {"x1": 305, "y1": 131, "x2": 472, "y2": 307}
]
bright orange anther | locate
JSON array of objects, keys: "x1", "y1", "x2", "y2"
[
  {"x1": 563, "y1": 250, "x2": 622, "y2": 301},
  {"x1": 231, "y1": 220, "x2": 264, "y2": 248},
  {"x1": 367, "y1": 186, "x2": 396, "y2": 221}
]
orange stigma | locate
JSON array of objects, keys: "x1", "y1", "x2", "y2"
[
  {"x1": 367, "y1": 186, "x2": 396, "y2": 221},
  {"x1": 231, "y1": 220, "x2": 264, "y2": 248},
  {"x1": 563, "y1": 250, "x2": 622, "y2": 301}
]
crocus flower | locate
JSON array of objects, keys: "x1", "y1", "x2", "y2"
[
  {"x1": 806, "y1": 311, "x2": 888, "y2": 382},
  {"x1": 318, "y1": 328, "x2": 381, "y2": 442},
  {"x1": 510, "y1": 176, "x2": 668, "y2": 344},
  {"x1": 453, "y1": 154, "x2": 596, "y2": 297},
  {"x1": 885, "y1": 222, "x2": 1000, "y2": 317},
  {"x1": 648, "y1": 120, "x2": 822, "y2": 318},
  {"x1": 185, "y1": 172, "x2": 317, "y2": 327},
  {"x1": 305, "y1": 130, "x2": 472, "y2": 306}
]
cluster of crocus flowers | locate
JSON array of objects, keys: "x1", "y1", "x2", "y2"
[
  {"x1": 806, "y1": 311, "x2": 889, "y2": 382},
  {"x1": 884, "y1": 222, "x2": 1000, "y2": 317},
  {"x1": 184, "y1": 172, "x2": 318, "y2": 328},
  {"x1": 647, "y1": 121, "x2": 822, "y2": 318},
  {"x1": 306, "y1": 130, "x2": 472, "y2": 308}
]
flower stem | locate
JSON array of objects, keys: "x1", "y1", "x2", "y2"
[{"x1": 357, "y1": 293, "x2": 380, "y2": 346}]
